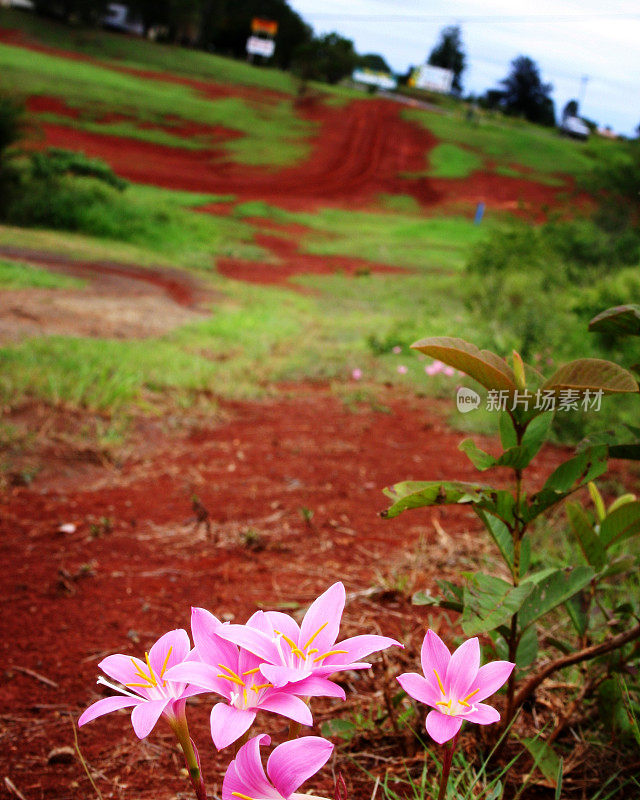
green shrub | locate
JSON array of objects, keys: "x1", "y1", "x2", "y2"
[{"x1": 29, "y1": 148, "x2": 128, "y2": 190}]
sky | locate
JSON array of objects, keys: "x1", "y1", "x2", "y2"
[{"x1": 287, "y1": 0, "x2": 640, "y2": 136}]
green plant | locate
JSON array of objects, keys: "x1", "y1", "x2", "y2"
[{"x1": 382, "y1": 336, "x2": 640, "y2": 750}]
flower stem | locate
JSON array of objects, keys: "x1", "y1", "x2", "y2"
[
  {"x1": 436, "y1": 733, "x2": 459, "y2": 800},
  {"x1": 170, "y1": 719, "x2": 208, "y2": 800}
]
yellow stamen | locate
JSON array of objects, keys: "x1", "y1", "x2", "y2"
[
  {"x1": 217, "y1": 673, "x2": 245, "y2": 687},
  {"x1": 459, "y1": 700, "x2": 470, "y2": 708},
  {"x1": 159, "y1": 646, "x2": 173, "y2": 678},
  {"x1": 436, "y1": 699, "x2": 452, "y2": 708},
  {"x1": 303, "y1": 622, "x2": 328, "y2": 651},
  {"x1": 126, "y1": 682, "x2": 156, "y2": 688},
  {"x1": 218, "y1": 663, "x2": 243, "y2": 681},
  {"x1": 144, "y1": 652, "x2": 157, "y2": 687},
  {"x1": 433, "y1": 668, "x2": 446, "y2": 696},
  {"x1": 313, "y1": 649, "x2": 348, "y2": 663},
  {"x1": 251, "y1": 683, "x2": 273, "y2": 691},
  {"x1": 278, "y1": 632, "x2": 305, "y2": 658},
  {"x1": 461, "y1": 687, "x2": 480, "y2": 703},
  {"x1": 242, "y1": 667, "x2": 261, "y2": 676},
  {"x1": 307, "y1": 648, "x2": 319, "y2": 655},
  {"x1": 243, "y1": 688, "x2": 248, "y2": 705},
  {"x1": 232, "y1": 793, "x2": 255, "y2": 800}
]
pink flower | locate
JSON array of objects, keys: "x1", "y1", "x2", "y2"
[
  {"x1": 165, "y1": 608, "x2": 320, "y2": 750},
  {"x1": 392, "y1": 346, "x2": 402, "y2": 354},
  {"x1": 425, "y1": 360, "x2": 444, "y2": 376},
  {"x1": 397, "y1": 630, "x2": 514, "y2": 744},
  {"x1": 222, "y1": 734, "x2": 333, "y2": 800},
  {"x1": 443, "y1": 366, "x2": 455, "y2": 377},
  {"x1": 217, "y1": 582, "x2": 402, "y2": 689},
  {"x1": 397, "y1": 365, "x2": 408, "y2": 375},
  {"x1": 351, "y1": 368, "x2": 362, "y2": 380},
  {"x1": 78, "y1": 630, "x2": 200, "y2": 739}
]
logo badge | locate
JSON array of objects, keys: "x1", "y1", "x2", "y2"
[{"x1": 456, "y1": 387, "x2": 481, "y2": 413}]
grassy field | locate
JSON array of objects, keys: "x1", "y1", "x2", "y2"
[
  {"x1": 0, "y1": 9, "x2": 636, "y2": 434},
  {"x1": 0, "y1": 40, "x2": 314, "y2": 167},
  {"x1": 0, "y1": 258, "x2": 84, "y2": 288}
]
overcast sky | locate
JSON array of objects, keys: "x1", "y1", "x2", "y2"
[{"x1": 288, "y1": 0, "x2": 640, "y2": 136}]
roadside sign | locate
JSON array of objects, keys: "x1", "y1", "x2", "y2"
[{"x1": 246, "y1": 36, "x2": 275, "y2": 58}]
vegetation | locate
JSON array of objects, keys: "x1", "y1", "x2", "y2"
[
  {"x1": 483, "y1": 55, "x2": 556, "y2": 127},
  {"x1": 427, "y1": 25, "x2": 466, "y2": 95}
]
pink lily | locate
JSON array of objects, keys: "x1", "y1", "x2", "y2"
[
  {"x1": 165, "y1": 608, "x2": 334, "y2": 750},
  {"x1": 216, "y1": 582, "x2": 402, "y2": 689},
  {"x1": 397, "y1": 630, "x2": 514, "y2": 744},
  {"x1": 78, "y1": 629, "x2": 200, "y2": 739},
  {"x1": 425, "y1": 360, "x2": 444, "y2": 376},
  {"x1": 222, "y1": 734, "x2": 333, "y2": 800}
]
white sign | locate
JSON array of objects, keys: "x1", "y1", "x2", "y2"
[
  {"x1": 352, "y1": 69, "x2": 397, "y2": 91},
  {"x1": 410, "y1": 64, "x2": 454, "y2": 94},
  {"x1": 246, "y1": 36, "x2": 275, "y2": 58}
]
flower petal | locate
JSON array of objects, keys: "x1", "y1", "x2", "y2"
[
  {"x1": 420, "y1": 630, "x2": 451, "y2": 681},
  {"x1": 425, "y1": 710, "x2": 463, "y2": 744},
  {"x1": 446, "y1": 638, "x2": 480, "y2": 698},
  {"x1": 330, "y1": 634, "x2": 401, "y2": 664},
  {"x1": 264, "y1": 610, "x2": 302, "y2": 645},
  {"x1": 78, "y1": 695, "x2": 139, "y2": 727},
  {"x1": 259, "y1": 692, "x2": 313, "y2": 725},
  {"x1": 468, "y1": 661, "x2": 515, "y2": 702},
  {"x1": 164, "y1": 661, "x2": 229, "y2": 698},
  {"x1": 148, "y1": 629, "x2": 191, "y2": 675},
  {"x1": 260, "y1": 663, "x2": 308, "y2": 688},
  {"x1": 299, "y1": 582, "x2": 345, "y2": 657},
  {"x1": 267, "y1": 736, "x2": 333, "y2": 798},
  {"x1": 397, "y1": 672, "x2": 440, "y2": 707},
  {"x1": 191, "y1": 607, "x2": 239, "y2": 668},
  {"x1": 98, "y1": 653, "x2": 142, "y2": 686},
  {"x1": 231, "y1": 734, "x2": 278, "y2": 799},
  {"x1": 464, "y1": 702, "x2": 501, "y2": 725},
  {"x1": 210, "y1": 703, "x2": 256, "y2": 750},
  {"x1": 293, "y1": 675, "x2": 346, "y2": 700},
  {"x1": 217, "y1": 619, "x2": 282, "y2": 664},
  {"x1": 131, "y1": 698, "x2": 170, "y2": 738}
]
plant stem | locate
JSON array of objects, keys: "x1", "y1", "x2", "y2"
[
  {"x1": 437, "y1": 733, "x2": 459, "y2": 800},
  {"x1": 171, "y1": 720, "x2": 208, "y2": 800}
]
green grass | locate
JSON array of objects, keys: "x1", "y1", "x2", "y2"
[
  {"x1": 0, "y1": 8, "x2": 299, "y2": 95},
  {"x1": 4, "y1": 180, "x2": 265, "y2": 271},
  {"x1": 425, "y1": 143, "x2": 482, "y2": 178},
  {"x1": 0, "y1": 42, "x2": 314, "y2": 167},
  {"x1": 404, "y1": 106, "x2": 616, "y2": 179},
  {"x1": 234, "y1": 201, "x2": 489, "y2": 270},
  {"x1": 0, "y1": 258, "x2": 84, "y2": 289}
]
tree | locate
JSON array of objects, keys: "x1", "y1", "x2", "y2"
[
  {"x1": 198, "y1": 0, "x2": 312, "y2": 69},
  {"x1": 357, "y1": 53, "x2": 391, "y2": 73},
  {"x1": 562, "y1": 99, "x2": 579, "y2": 120},
  {"x1": 498, "y1": 55, "x2": 555, "y2": 126},
  {"x1": 292, "y1": 32, "x2": 358, "y2": 85},
  {"x1": 427, "y1": 25, "x2": 466, "y2": 94}
]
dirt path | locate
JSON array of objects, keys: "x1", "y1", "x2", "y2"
[
  {"x1": 0, "y1": 386, "x2": 572, "y2": 800},
  {"x1": 0, "y1": 246, "x2": 217, "y2": 340}
]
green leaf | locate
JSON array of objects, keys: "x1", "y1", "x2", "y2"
[
  {"x1": 382, "y1": 480, "x2": 498, "y2": 519},
  {"x1": 499, "y1": 411, "x2": 517, "y2": 450},
  {"x1": 525, "y1": 446, "x2": 608, "y2": 522},
  {"x1": 413, "y1": 579, "x2": 464, "y2": 612},
  {"x1": 461, "y1": 573, "x2": 534, "y2": 636},
  {"x1": 459, "y1": 439, "x2": 496, "y2": 471},
  {"x1": 519, "y1": 567, "x2": 595, "y2": 629},
  {"x1": 515, "y1": 624, "x2": 538, "y2": 668},
  {"x1": 566, "y1": 502, "x2": 606, "y2": 570},
  {"x1": 520, "y1": 532, "x2": 531, "y2": 575},
  {"x1": 542, "y1": 358, "x2": 638, "y2": 394},
  {"x1": 474, "y1": 508, "x2": 514, "y2": 570},
  {"x1": 519, "y1": 411, "x2": 554, "y2": 462},
  {"x1": 564, "y1": 592, "x2": 589, "y2": 637},
  {"x1": 599, "y1": 501, "x2": 640, "y2": 548},
  {"x1": 411, "y1": 336, "x2": 517, "y2": 392},
  {"x1": 521, "y1": 737, "x2": 562, "y2": 785},
  {"x1": 589, "y1": 304, "x2": 640, "y2": 337},
  {"x1": 321, "y1": 718, "x2": 356, "y2": 741}
]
